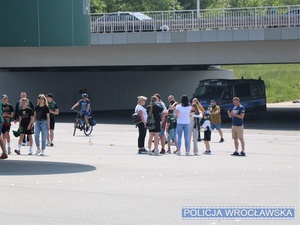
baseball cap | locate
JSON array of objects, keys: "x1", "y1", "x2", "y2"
[
  {"x1": 2, "y1": 94, "x2": 8, "y2": 99},
  {"x1": 46, "y1": 93, "x2": 53, "y2": 98}
]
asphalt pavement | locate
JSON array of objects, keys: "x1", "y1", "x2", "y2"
[{"x1": 0, "y1": 102, "x2": 299, "y2": 225}]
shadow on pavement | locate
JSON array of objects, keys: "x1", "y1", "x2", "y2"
[{"x1": 0, "y1": 160, "x2": 96, "y2": 176}]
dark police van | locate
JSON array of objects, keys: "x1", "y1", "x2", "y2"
[{"x1": 192, "y1": 77, "x2": 267, "y2": 120}]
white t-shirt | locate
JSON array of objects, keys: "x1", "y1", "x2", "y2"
[
  {"x1": 202, "y1": 119, "x2": 211, "y2": 131},
  {"x1": 176, "y1": 104, "x2": 191, "y2": 124},
  {"x1": 135, "y1": 104, "x2": 147, "y2": 121}
]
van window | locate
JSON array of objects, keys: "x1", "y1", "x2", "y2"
[
  {"x1": 250, "y1": 82, "x2": 264, "y2": 96},
  {"x1": 222, "y1": 86, "x2": 232, "y2": 99},
  {"x1": 235, "y1": 83, "x2": 251, "y2": 97}
]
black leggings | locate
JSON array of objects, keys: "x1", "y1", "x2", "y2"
[{"x1": 137, "y1": 122, "x2": 147, "y2": 148}]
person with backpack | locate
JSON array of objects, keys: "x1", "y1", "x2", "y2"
[{"x1": 134, "y1": 96, "x2": 148, "y2": 154}]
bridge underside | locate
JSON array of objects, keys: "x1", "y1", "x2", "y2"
[{"x1": 0, "y1": 39, "x2": 299, "y2": 69}]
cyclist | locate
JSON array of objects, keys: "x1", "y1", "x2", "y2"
[{"x1": 71, "y1": 93, "x2": 91, "y2": 131}]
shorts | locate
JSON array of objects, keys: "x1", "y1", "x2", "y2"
[
  {"x1": 2, "y1": 123, "x2": 11, "y2": 134},
  {"x1": 149, "y1": 122, "x2": 161, "y2": 133},
  {"x1": 167, "y1": 128, "x2": 177, "y2": 142},
  {"x1": 231, "y1": 125, "x2": 244, "y2": 140},
  {"x1": 203, "y1": 130, "x2": 211, "y2": 141},
  {"x1": 20, "y1": 125, "x2": 34, "y2": 135},
  {"x1": 81, "y1": 111, "x2": 91, "y2": 117},
  {"x1": 211, "y1": 123, "x2": 221, "y2": 130},
  {"x1": 160, "y1": 126, "x2": 165, "y2": 136},
  {"x1": 49, "y1": 117, "x2": 55, "y2": 130}
]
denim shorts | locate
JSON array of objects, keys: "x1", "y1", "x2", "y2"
[
  {"x1": 167, "y1": 128, "x2": 177, "y2": 142},
  {"x1": 211, "y1": 123, "x2": 221, "y2": 130}
]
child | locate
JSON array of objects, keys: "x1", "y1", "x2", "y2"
[
  {"x1": 165, "y1": 108, "x2": 178, "y2": 154},
  {"x1": 201, "y1": 112, "x2": 212, "y2": 155}
]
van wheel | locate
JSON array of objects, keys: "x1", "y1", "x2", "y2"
[{"x1": 252, "y1": 107, "x2": 261, "y2": 120}]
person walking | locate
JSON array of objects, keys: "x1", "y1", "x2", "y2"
[
  {"x1": 46, "y1": 93, "x2": 59, "y2": 146},
  {"x1": 228, "y1": 97, "x2": 246, "y2": 156},
  {"x1": 135, "y1": 96, "x2": 148, "y2": 154},
  {"x1": 14, "y1": 92, "x2": 34, "y2": 146},
  {"x1": 210, "y1": 100, "x2": 224, "y2": 143},
  {"x1": 14, "y1": 98, "x2": 34, "y2": 155},
  {"x1": 175, "y1": 95, "x2": 192, "y2": 156},
  {"x1": 1, "y1": 94, "x2": 14, "y2": 154},
  {"x1": 34, "y1": 94, "x2": 50, "y2": 156}
]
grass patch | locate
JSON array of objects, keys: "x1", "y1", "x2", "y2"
[{"x1": 223, "y1": 64, "x2": 300, "y2": 103}]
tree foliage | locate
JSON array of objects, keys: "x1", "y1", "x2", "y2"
[{"x1": 90, "y1": 0, "x2": 300, "y2": 13}]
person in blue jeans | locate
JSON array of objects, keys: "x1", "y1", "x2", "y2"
[
  {"x1": 34, "y1": 94, "x2": 50, "y2": 156},
  {"x1": 175, "y1": 95, "x2": 192, "y2": 156},
  {"x1": 71, "y1": 93, "x2": 91, "y2": 132}
]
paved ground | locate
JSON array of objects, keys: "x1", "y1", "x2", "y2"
[{"x1": 0, "y1": 102, "x2": 299, "y2": 225}]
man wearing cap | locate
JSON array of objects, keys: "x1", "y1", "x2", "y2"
[
  {"x1": 0, "y1": 96, "x2": 7, "y2": 159},
  {"x1": 46, "y1": 93, "x2": 59, "y2": 146},
  {"x1": 209, "y1": 100, "x2": 224, "y2": 143},
  {"x1": 1, "y1": 94, "x2": 14, "y2": 154}
]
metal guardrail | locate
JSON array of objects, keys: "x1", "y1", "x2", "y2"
[{"x1": 91, "y1": 5, "x2": 300, "y2": 33}]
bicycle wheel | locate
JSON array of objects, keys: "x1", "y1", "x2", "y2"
[
  {"x1": 83, "y1": 124, "x2": 93, "y2": 136},
  {"x1": 73, "y1": 119, "x2": 80, "y2": 136}
]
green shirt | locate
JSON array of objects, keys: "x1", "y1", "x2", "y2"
[{"x1": 48, "y1": 100, "x2": 58, "y2": 118}]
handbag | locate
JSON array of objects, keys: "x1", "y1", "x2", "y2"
[
  {"x1": 132, "y1": 113, "x2": 142, "y2": 124},
  {"x1": 146, "y1": 114, "x2": 156, "y2": 130}
]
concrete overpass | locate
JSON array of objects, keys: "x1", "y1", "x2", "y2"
[{"x1": 0, "y1": 5, "x2": 299, "y2": 112}]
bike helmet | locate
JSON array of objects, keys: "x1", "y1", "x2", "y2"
[{"x1": 82, "y1": 93, "x2": 89, "y2": 98}]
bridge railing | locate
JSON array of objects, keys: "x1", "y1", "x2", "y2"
[{"x1": 91, "y1": 5, "x2": 300, "y2": 33}]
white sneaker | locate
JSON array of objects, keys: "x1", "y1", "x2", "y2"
[
  {"x1": 154, "y1": 149, "x2": 160, "y2": 156},
  {"x1": 26, "y1": 142, "x2": 30, "y2": 146},
  {"x1": 46, "y1": 142, "x2": 50, "y2": 146},
  {"x1": 22, "y1": 142, "x2": 26, "y2": 146},
  {"x1": 40, "y1": 150, "x2": 44, "y2": 156},
  {"x1": 35, "y1": 149, "x2": 41, "y2": 155}
]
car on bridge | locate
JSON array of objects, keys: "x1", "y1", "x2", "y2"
[{"x1": 91, "y1": 12, "x2": 169, "y2": 33}]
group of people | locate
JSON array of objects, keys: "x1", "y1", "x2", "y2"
[
  {"x1": 135, "y1": 94, "x2": 246, "y2": 156},
  {"x1": 0, "y1": 92, "x2": 59, "y2": 159}
]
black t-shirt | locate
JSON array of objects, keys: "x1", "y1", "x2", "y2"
[
  {"x1": 35, "y1": 105, "x2": 50, "y2": 120},
  {"x1": 19, "y1": 107, "x2": 34, "y2": 128},
  {"x1": 2, "y1": 103, "x2": 14, "y2": 124},
  {"x1": 147, "y1": 103, "x2": 163, "y2": 123}
]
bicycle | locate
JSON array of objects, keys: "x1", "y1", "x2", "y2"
[{"x1": 72, "y1": 110, "x2": 93, "y2": 136}]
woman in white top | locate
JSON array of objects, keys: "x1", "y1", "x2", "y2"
[
  {"x1": 135, "y1": 96, "x2": 148, "y2": 154},
  {"x1": 189, "y1": 104, "x2": 202, "y2": 155},
  {"x1": 175, "y1": 95, "x2": 192, "y2": 155}
]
